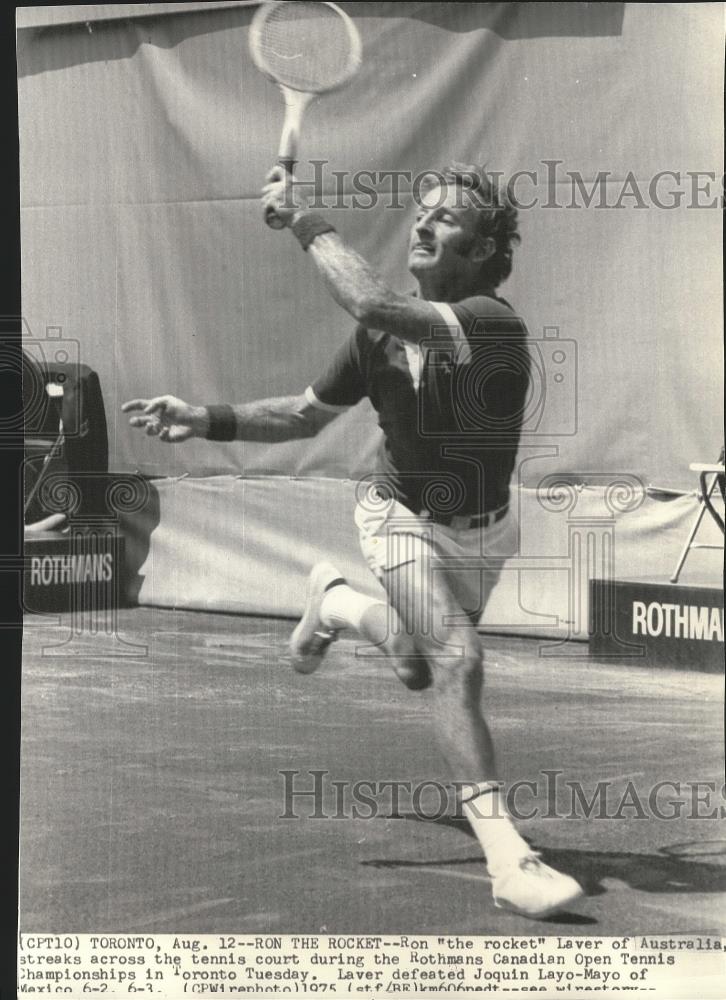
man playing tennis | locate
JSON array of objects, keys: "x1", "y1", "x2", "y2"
[{"x1": 123, "y1": 163, "x2": 583, "y2": 919}]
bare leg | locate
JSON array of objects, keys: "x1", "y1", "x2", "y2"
[
  {"x1": 357, "y1": 602, "x2": 431, "y2": 691},
  {"x1": 374, "y1": 545, "x2": 584, "y2": 915},
  {"x1": 380, "y1": 557, "x2": 497, "y2": 778}
]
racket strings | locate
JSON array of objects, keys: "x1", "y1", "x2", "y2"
[{"x1": 257, "y1": 2, "x2": 357, "y2": 91}]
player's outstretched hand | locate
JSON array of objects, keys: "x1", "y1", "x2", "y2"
[{"x1": 121, "y1": 395, "x2": 205, "y2": 443}]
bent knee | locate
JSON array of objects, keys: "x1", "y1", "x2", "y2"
[
  {"x1": 430, "y1": 636, "x2": 483, "y2": 693},
  {"x1": 394, "y1": 661, "x2": 432, "y2": 691}
]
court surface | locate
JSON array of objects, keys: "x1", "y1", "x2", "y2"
[{"x1": 20, "y1": 607, "x2": 725, "y2": 935}]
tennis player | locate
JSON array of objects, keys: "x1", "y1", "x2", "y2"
[{"x1": 123, "y1": 163, "x2": 583, "y2": 919}]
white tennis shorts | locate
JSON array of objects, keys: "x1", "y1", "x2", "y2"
[{"x1": 354, "y1": 491, "x2": 517, "y2": 619}]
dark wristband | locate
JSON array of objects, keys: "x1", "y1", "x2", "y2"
[
  {"x1": 291, "y1": 212, "x2": 336, "y2": 251},
  {"x1": 204, "y1": 404, "x2": 237, "y2": 441}
]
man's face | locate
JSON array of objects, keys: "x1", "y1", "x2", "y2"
[{"x1": 408, "y1": 183, "x2": 486, "y2": 280}]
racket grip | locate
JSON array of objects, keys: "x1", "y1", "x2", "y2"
[{"x1": 265, "y1": 158, "x2": 297, "y2": 230}]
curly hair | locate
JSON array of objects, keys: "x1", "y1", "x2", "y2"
[{"x1": 419, "y1": 162, "x2": 520, "y2": 287}]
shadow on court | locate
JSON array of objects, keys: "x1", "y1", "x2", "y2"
[
  {"x1": 19, "y1": 607, "x2": 726, "y2": 935},
  {"x1": 365, "y1": 815, "x2": 726, "y2": 895}
]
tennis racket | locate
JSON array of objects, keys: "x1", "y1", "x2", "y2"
[{"x1": 249, "y1": 0, "x2": 362, "y2": 228}]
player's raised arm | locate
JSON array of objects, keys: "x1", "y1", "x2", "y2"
[
  {"x1": 261, "y1": 168, "x2": 444, "y2": 345},
  {"x1": 121, "y1": 392, "x2": 337, "y2": 444}
]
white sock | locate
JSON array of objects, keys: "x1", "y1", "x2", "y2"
[
  {"x1": 461, "y1": 782, "x2": 532, "y2": 877},
  {"x1": 320, "y1": 584, "x2": 386, "y2": 633}
]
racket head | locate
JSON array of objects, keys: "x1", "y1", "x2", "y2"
[{"x1": 249, "y1": 0, "x2": 362, "y2": 94}]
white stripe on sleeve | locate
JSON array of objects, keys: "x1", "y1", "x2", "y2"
[
  {"x1": 304, "y1": 385, "x2": 351, "y2": 413},
  {"x1": 429, "y1": 301, "x2": 472, "y2": 365}
]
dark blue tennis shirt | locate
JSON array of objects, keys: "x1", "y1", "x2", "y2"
[{"x1": 305, "y1": 294, "x2": 530, "y2": 517}]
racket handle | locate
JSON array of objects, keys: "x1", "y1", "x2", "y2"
[{"x1": 265, "y1": 158, "x2": 297, "y2": 230}]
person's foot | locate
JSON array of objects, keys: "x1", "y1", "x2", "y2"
[
  {"x1": 289, "y1": 562, "x2": 344, "y2": 674},
  {"x1": 491, "y1": 854, "x2": 584, "y2": 919}
]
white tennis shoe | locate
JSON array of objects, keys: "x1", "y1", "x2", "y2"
[
  {"x1": 289, "y1": 562, "x2": 343, "y2": 674},
  {"x1": 492, "y1": 854, "x2": 584, "y2": 919}
]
